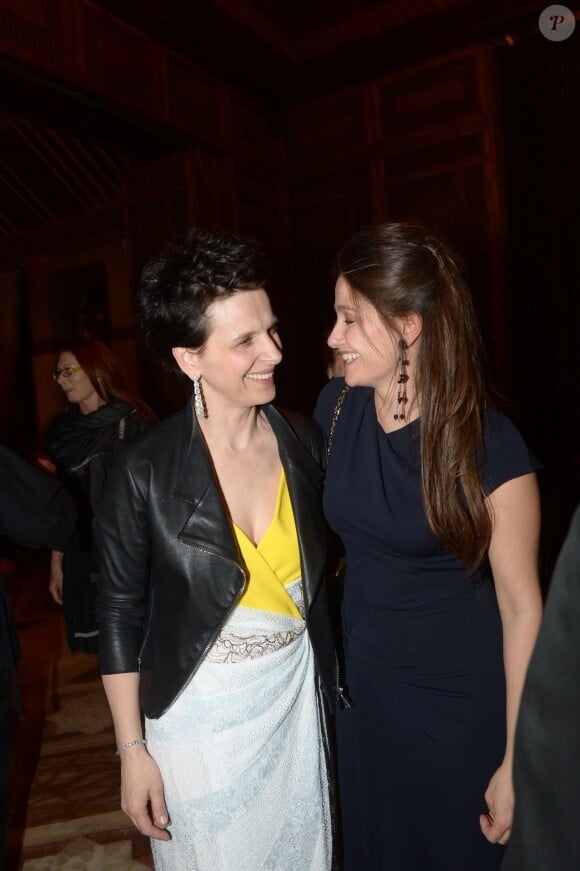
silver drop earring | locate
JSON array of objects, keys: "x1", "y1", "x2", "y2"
[
  {"x1": 394, "y1": 339, "x2": 408, "y2": 422},
  {"x1": 193, "y1": 375, "x2": 208, "y2": 419}
]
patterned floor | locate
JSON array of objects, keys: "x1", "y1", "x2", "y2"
[{"x1": 5, "y1": 558, "x2": 153, "y2": 870}]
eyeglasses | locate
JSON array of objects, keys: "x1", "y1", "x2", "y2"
[{"x1": 51, "y1": 366, "x2": 82, "y2": 381}]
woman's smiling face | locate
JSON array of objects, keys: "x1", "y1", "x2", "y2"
[
  {"x1": 327, "y1": 275, "x2": 399, "y2": 392},
  {"x1": 174, "y1": 288, "x2": 283, "y2": 412}
]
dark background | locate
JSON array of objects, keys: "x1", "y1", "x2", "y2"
[{"x1": 0, "y1": 0, "x2": 578, "y2": 584}]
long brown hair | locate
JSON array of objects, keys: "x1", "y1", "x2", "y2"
[
  {"x1": 337, "y1": 222, "x2": 492, "y2": 567},
  {"x1": 61, "y1": 337, "x2": 157, "y2": 422}
]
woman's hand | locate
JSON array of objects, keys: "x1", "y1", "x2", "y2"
[
  {"x1": 49, "y1": 550, "x2": 64, "y2": 605},
  {"x1": 480, "y1": 761, "x2": 513, "y2": 845},
  {"x1": 120, "y1": 745, "x2": 171, "y2": 841}
]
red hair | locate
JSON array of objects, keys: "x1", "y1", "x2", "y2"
[{"x1": 59, "y1": 338, "x2": 157, "y2": 422}]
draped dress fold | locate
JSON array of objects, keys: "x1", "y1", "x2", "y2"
[{"x1": 146, "y1": 470, "x2": 332, "y2": 871}]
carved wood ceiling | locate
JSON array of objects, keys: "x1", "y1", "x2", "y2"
[
  {"x1": 90, "y1": 0, "x2": 543, "y2": 97},
  {"x1": 0, "y1": 0, "x2": 546, "y2": 245}
]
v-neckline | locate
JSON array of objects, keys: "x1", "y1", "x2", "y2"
[{"x1": 233, "y1": 468, "x2": 284, "y2": 549}]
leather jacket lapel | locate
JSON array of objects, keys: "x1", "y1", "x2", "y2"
[
  {"x1": 173, "y1": 402, "x2": 242, "y2": 567},
  {"x1": 171, "y1": 402, "x2": 325, "y2": 601},
  {"x1": 264, "y1": 405, "x2": 326, "y2": 612}
]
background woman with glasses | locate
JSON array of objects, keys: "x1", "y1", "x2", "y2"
[{"x1": 46, "y1": 337, "x2": 156, "y2": 653}]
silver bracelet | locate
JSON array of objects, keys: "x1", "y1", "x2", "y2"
[{"x1": 116, "y1": 737, "x2": 147, "y2": 755}]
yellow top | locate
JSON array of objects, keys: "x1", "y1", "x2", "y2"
[{"x1": 234, "y1": 470, "x2": 303, "y2": 619}]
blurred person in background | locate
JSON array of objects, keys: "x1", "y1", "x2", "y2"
[
  {"x1": 46, "y1": 337, "x2": 155, "y2": 653},
  {"x1": 502, "y1": 503, "x2": 580, "y2": 871},
  {"x1": 0, "y1": 443, "x2": 76, "y2": 865}
]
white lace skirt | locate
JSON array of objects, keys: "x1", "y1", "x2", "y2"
[{"x1": 145, "y1": 583, "x2": 333, "y2": 870}]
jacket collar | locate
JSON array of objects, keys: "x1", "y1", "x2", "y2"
[
  {"x1": 173, "y1": 400, "x2": 324, "y2": 500},
  {"x1": 263, "y1": 403, "x2": 324, "y2": 492},
  {"x1": 173, "y1": 400, "x2": 240, "y2": 564},
  {"x1": 174, "y1": 401, "x2": 326, "y2": 604},
  {"x1": 265, "y1": 404, "x2": 327, "y2": 609}
]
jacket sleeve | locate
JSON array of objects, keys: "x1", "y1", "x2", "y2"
[
  {"x1": 503, "y1": 503, "x2": 580, "y2": 869},
  {"x1": 94, "y1": 449, "x2": 151, "y2": 675},
  {"x1": 0, "y1": 444, "x2": 77, "y2": 551}
]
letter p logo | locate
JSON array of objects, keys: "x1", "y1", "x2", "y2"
[{"x1": 539, "y1": 5, "x2": 576, "y2": 41}]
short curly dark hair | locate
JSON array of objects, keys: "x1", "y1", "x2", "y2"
[{"x1": 137, "y1": 227, "x2": 272, "y2": 373}]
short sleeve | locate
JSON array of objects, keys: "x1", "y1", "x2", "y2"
[{"x1": 482, "y1": 407, "x2": 542, "y2": 495}]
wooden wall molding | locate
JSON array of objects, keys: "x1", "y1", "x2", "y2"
[
  {"x1": 0, "y1": 0, "x2": 69, "y2": 74},
  {"x1": 0, "y1": 0, "x2": 235, "y2": 149},
  {"x1": 284, "y1": 44, "x2": 508, "y2": 387},
  {"x1": 211, "y1": 0, "x2": 471, "y2": 61}
]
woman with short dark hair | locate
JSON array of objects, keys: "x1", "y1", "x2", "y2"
[{"x1": 96, "y1": 228, "x2": 337, "y2": 870}]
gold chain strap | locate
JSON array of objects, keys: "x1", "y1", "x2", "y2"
[{"x1": 327, "y1": 385, "x2": 350, "y2": 455}]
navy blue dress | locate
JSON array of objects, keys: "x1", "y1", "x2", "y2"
[{"x1": 314, "y1": 379, "x2": 540, "y2": 871}]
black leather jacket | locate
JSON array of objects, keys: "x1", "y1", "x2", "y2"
[{"x1": 95, "y1": 400, "x2": 338, "y2": 719}]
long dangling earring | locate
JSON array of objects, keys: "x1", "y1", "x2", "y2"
[
  {"x1": 394, "y1": 339, "x2": 408, "y2": 422},
  {"x1": 193, "y1": 375, "x2": 208, "y2": 419}
]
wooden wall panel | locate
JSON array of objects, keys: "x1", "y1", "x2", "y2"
[
  {"x1": 378, "y1": 55, "x2": 483, "y2": 140},
  {"x1": 124, "y1": 152, "x2": 191, "y2": 276},
  {"x1": 124, "y1": 149, "x2": 240, "y2": 273},
  {"x1": 284, "y1": 165, "x2": 373, "y2": 411},
  {"x1": 163, "y1": 54, "x2": 229, "y2": 149},
  {"x1": 128, "y1": 196, "x2": 181, "y2": 278},
  {"x1": 284, "y1": 47, "x2": 507, "y2": 397},
  {"x1": 383, "y1": 129, "x2": 484, "y2": 175},
  {"x1": 231, "y1": 96, "x2": 285, "y2": 178},
  {"x1": 237, "y1": 171, "x2": 287, "y2": 253},
  {"x1": 80, "y1": 4, "x2": 162, "y2": 116},
  {"x1": 287, "y1": 88, "x2": 373, "y2": 178},
  {"x1": 284, "y1": 50, "x2": 499, "y2": 250},
  {"x1": 0, "y1": 3, "x2": 509, "y2": 410},
  {"x1": 230, "y1": 96, "x2": 288, "y2": 265},
  {"x1": 23, "y1": 239, "x2": 145, "y2": 440},
  {"x1": 123, "y1": 153, "x2": 196, "y2": 417},
  {"x1": 374, "y1": 50, "x2": 506, "y2": 379},
  {"x1": 290, "y1": 166, "x2": 372, "y2": 251},
  {"x1": 125, "y1": 153, "x2": 188, "y2": 203},
  {"x1": 387, "y1": 163, "x2": 488, "y2": 237},
  {"x1": 374, "y1": 51, "x2": 502, "y2": 240},
  {"x1": 0, "y1": 0, "x2": 68, "y2": 73},
  {"x1": 190, "y1": 151, "x2": 239, "y2": 233},
  {"x1": 0, "y1": 2, "x2": 227, "y2": 150},
  {"x1": 383, "y1": 154, "x2": 489, "y2": 242}
]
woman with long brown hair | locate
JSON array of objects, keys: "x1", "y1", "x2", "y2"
[
  {"x1": 46, "y1": 337, "x2": 155, "y2": 652},
  {"x1": 314, "y1": 222, "x2": 543, "y2": 869}
]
